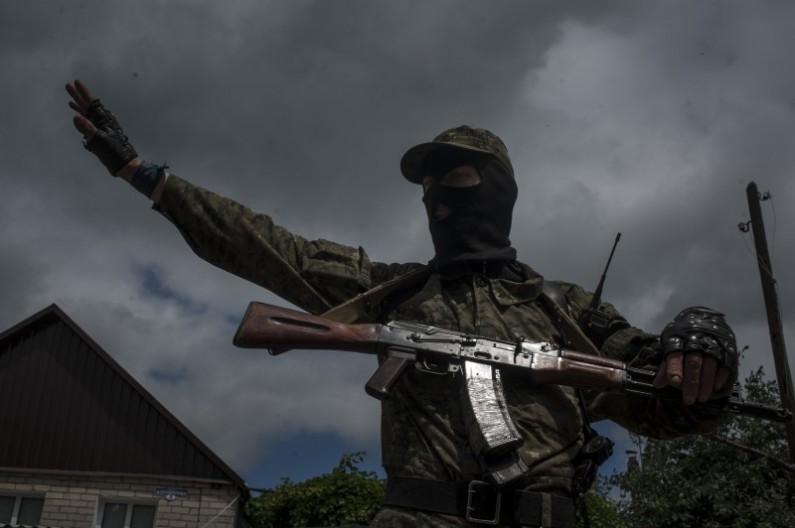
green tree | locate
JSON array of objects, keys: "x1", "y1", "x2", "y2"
[
  {"x1": 611, "y1": 367, "x2": 795, "y2": 528},
  {"x1": 244, "y1": 452, "x2": 385, "y2": 528},
  {"x1": 577, "y1": 476, "x2": 626, "y2": 528}
]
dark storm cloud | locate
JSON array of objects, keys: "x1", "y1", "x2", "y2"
[{"x1": 2, "y1": 0, "x2": 794, "y2": 482}]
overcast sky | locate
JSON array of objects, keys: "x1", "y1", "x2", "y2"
[{"x1": 2, "y1": 0, "x2": 794, "y2": 488}]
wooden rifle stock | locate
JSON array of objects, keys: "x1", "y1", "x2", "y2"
[
  {"x1": 233, "y1": 301, "x2": 414, "y2": 398},
  {"x1": 233, "y1": 301, "x2": 382, "y2": 353}
]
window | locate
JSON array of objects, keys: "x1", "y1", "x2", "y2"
[
  {"x1": 97, "y1": 502, "x2": 156, "y2": 528},
  {"x1": 0, "y1": 494, "x2": 44, "y2": 525}
]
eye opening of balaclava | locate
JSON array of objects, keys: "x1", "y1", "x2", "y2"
[{"x1": 421, "y1": 147, "x2": 518, "y2": 269}]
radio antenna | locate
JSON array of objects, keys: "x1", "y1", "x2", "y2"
[{"x1": 588, "y1": 232, "x2": 621, "y2": 311}]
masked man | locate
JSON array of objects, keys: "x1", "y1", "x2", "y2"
[{"x1": 67, "y1": 80, "x2": 737, "y2": 527}]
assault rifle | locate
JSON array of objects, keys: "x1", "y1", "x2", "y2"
[
  {"x1": 233, "y1": 301, "x2": 792, "y2": 483},
  {"x1": 234, "y1": 301, "x2": 792, "y2": 418}
]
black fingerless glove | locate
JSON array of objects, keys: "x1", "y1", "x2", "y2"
[
  {"x1": 83, "y1": 99, "x2": 138, "y2": 176},
  {"x1": 661, "y1": 306, "x2": 738, "y2": 370}
]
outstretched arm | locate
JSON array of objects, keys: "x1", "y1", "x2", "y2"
[
  {"x1": 66, "y1": 79, "x2": 168, "y2": 203},
  {"x1": 558, "y1": 282, "x2": 739, "y2": 437},
  {"x1": 65, "y1": 79, "x2": 406, "y2": 313}
]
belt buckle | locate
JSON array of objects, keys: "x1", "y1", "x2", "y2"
[{"x1": 466, "y1": 480, "x2": 501, "y2": 525}]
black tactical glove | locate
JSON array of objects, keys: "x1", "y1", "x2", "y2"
[
  {"x1": 661, "y1": 306, "x2": 738, "y2": 370},
  {"x1": 82, "y1": 99, "x2": 138, "y2": 176}
]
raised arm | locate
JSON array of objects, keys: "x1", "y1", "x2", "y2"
[
  {"x1": 66, "y1": 79, "x2": 168, "y2": 203},
  {"x1": 65, "y1": 80, "x2": 417, "y2": 314}
]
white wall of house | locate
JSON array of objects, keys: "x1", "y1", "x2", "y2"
[{"x1": 0, "y1": 470, "x2": 241, "y2": 528}]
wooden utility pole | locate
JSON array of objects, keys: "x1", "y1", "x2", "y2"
[{"x1": 745, "y1": 181, "x2": 795, "y2": 463}]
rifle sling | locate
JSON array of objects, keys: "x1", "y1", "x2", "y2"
[
  {"x1": 542, "y1": 281, "x2": 614, "y2": 512},
  {"x1": 540, "y1": 282, "x2": 601, "y2": 424},
  {"x1": 321, "y1": 265, "x2": 432, "y2": 323},
  {"x1": 540, "y1": 282, "x2": 601, "y2": 357}
]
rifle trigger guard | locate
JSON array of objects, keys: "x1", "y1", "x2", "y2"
[{"x1": 415, "y1": 357, "x2": 454, "y2": 375}]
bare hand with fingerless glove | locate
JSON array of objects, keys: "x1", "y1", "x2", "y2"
[
  {"x1": 66, "y1": 79, "x2": 167, "y2": 202},
  {"x1": 653, "y1": 306, "x2": 737, "y2": 405}
]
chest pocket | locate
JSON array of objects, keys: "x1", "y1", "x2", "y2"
[{"x1": 489, "y1": 278, "x2": 542, "y2": 307}]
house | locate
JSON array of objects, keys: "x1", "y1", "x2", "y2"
[{"x1": 0, "y1": 304, "x2": 250, "y2": 527}]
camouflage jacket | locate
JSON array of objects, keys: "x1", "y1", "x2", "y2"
[{"x1": 156, "y1": 175, "x2": 729, "y2": 499}]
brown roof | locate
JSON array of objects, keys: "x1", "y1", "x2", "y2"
[{"x1": 0, "y1": 304, "x2": 246, "y2": 490}]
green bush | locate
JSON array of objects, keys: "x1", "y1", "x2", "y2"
[{"x1": 245, "y1": 452, "x2": 385, "y2": 528}]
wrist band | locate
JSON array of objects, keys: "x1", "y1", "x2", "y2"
[{"x1": 130, "y1": 161, "x2": 168, "y2": 198}]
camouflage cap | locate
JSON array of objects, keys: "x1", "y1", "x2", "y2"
[{"x1": 400, "y1": 125, "x2": 514, "y2": 183}]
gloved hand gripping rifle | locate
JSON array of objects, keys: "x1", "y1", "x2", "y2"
[{"x1": 233, "y1": 301, "x2": 792, "y2": 483}]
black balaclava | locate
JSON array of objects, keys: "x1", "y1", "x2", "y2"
[{"x1": 422, "y1": 148, "x2": 518, "y2": 270}]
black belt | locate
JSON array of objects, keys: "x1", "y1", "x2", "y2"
[{"x1": 383, "y1": 476, "x2": 576, "y2": 527}]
